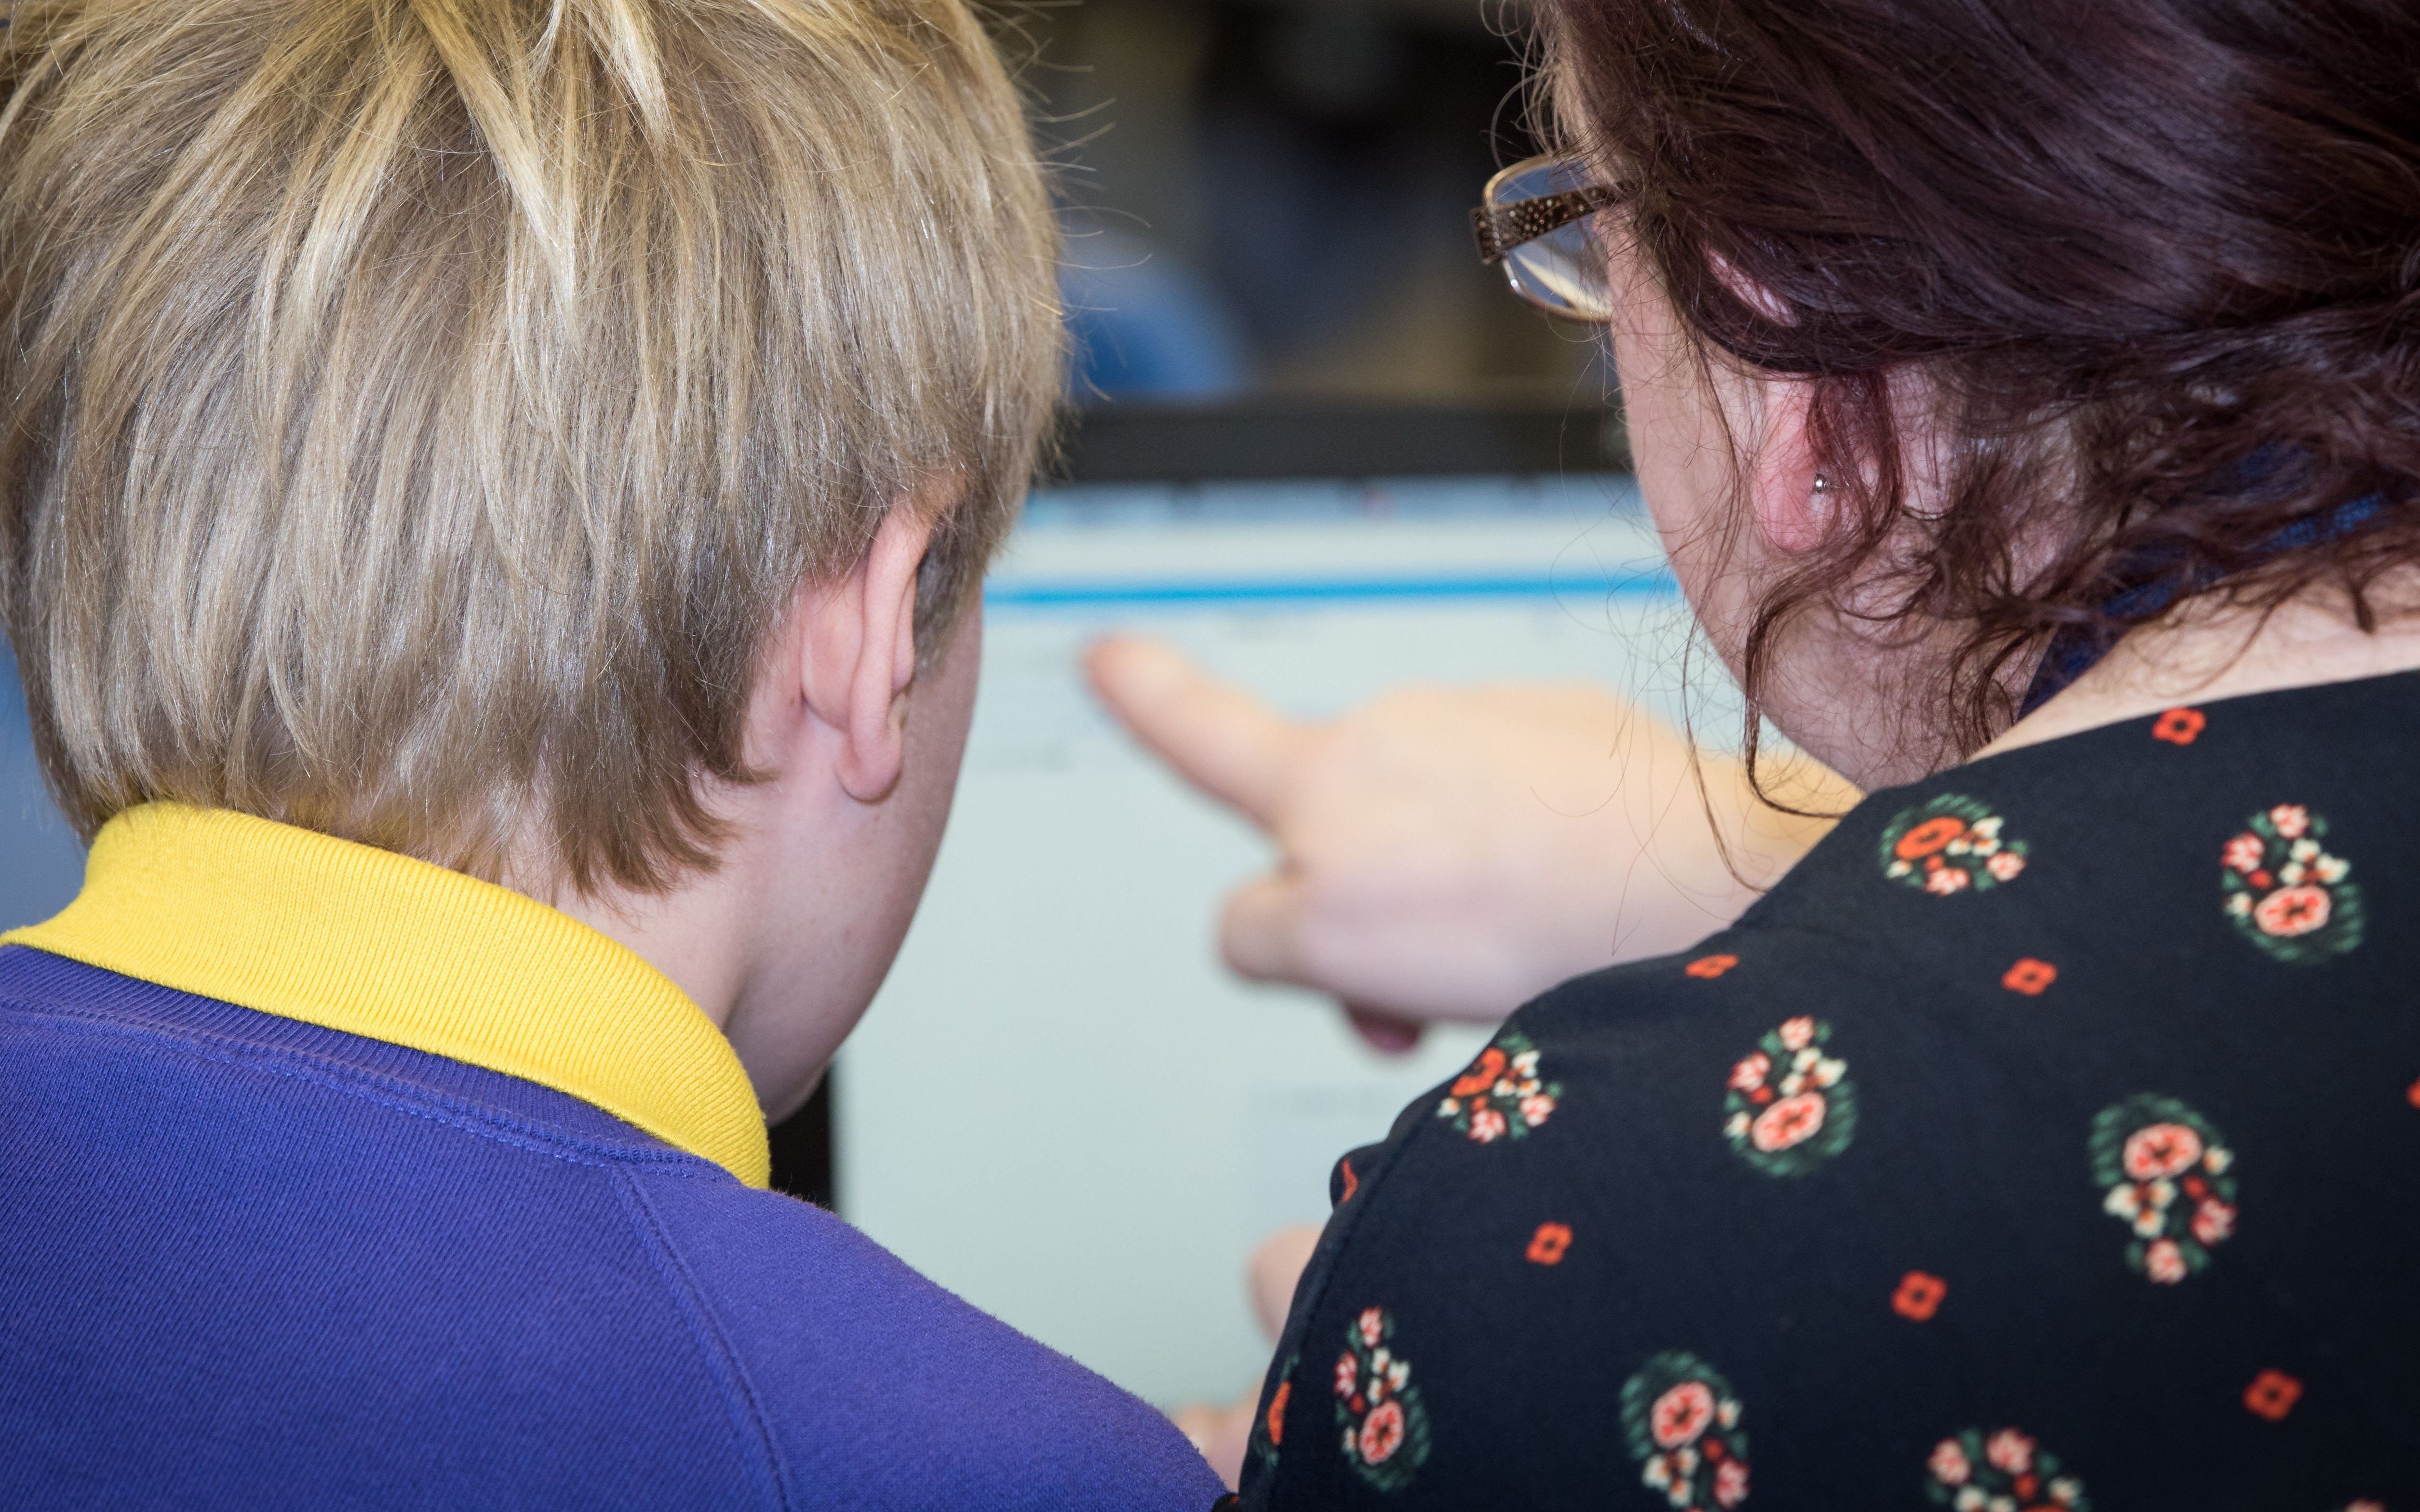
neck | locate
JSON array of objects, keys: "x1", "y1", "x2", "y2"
[
  {"x1": 1982, "y1": 575, "x2": 2420, "y2": 762},
  {"x1": 551, "y1": 857, "x2": 758, "y2": 1033},
  {"x1": 528, "y1": 763, "x2": 913, "y2": 1126}
]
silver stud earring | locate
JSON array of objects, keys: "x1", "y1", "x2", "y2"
[{"x1": 1812, "y1": 473, "x2": 1831, "y2": 495}]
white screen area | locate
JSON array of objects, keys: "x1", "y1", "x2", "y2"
[{"x1": 837, "y1": 473, "x2": 1731, "y2": 1407}]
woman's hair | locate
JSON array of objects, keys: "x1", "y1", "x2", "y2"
[
  {"x1": 0, "y1": 0, "x2": 1061, "y2": 893},
  {"x1": 1546, "y1": 0, "x2": 2420, "y2": 771}
]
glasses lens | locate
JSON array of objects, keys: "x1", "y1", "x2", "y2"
[{"x1": 1487, "y1": 157, "x2": 1613, "y2": 322}]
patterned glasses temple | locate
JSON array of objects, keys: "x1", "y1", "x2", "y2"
[{"x1": 1470, "y1": 184, "x2": 1622, "y2": 266}]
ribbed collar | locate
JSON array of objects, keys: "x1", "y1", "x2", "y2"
[{"x1": 1, "y1": 803, "x2": 769, "y2": 1187}]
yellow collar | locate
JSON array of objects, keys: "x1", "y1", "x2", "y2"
[{"x1": 2, "y1": 803, "x2": 769, "y2": 1187}]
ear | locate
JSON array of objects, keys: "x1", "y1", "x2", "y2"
[
  {"x1": 1747, "y1": 376, "x2": 1832, "y2": 555},
  {"x1": 1706, "y1": 254, "x2": 1833, "y2": 557},
  {"x1": 800, "y1": 503, "x2": 941, "y2": 803}
]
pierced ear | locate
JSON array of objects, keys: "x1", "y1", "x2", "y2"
[{"x1": 1749, "y1": 378, "x2": 1833, "y2": 555}]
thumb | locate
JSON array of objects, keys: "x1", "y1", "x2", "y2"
[
  {"x1": 1085, "y1": 634, "x2": 1305, "y2": 827},
  {"x1": 1342, "y1": 1005, "x2": 1425, "y2": 1055}
]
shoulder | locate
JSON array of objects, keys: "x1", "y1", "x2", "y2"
[
  {"x1": 1329, "y1": 759, "x2": 2165, "y2": 1258},
  {"x1": 0, "y1": 947, "x2": 1220, "y2": 1510},
  {"x1": 1248, "y1": 699, "x2": 2420, "y2": 1505},
  {"x1": 626, "y1": 1172, "x2": 1226, "y2": 1512},
  {"x1": 1238, "y1": 778, "x2": 2116, "y2": 1507}
]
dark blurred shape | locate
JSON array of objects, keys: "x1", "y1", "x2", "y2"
[
  {"x1": 1263, "y1": 7, "x2": 1404, "y2": 117},
  {"x1": 1059, "y1": 396, "x2": 1628, "y2": 481},
  {"x1": 769, "y1": 1075, "x2": 836, "y2": 1208},
  {"x1": 1033, "y1": 0, "x2": 1602, "y2": 404}
]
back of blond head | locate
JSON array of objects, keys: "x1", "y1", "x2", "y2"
[{"x1": 0, "y1": 0, "x2": 1060, "y2": 892}]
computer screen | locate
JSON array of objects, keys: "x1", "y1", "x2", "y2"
[{"x1": 837, "y1": 471, "x2": 1716, "y2": 1407}]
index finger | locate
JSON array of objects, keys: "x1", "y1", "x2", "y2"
[{"x1": 1084, "y1": 634, "x2": 1307, "y2": 826}]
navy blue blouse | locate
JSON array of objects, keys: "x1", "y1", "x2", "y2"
[{"x1": 1237, "y1": 671, "x2": 2420, "y2": 1512}]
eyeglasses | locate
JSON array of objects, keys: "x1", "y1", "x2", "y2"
[{"x1": 1471, "y1": 154, "x2": 1621, "y2": 323}]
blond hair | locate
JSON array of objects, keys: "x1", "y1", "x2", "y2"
[{"x1": 0, "y1": 0, "x2": 1061, "y2": 893}]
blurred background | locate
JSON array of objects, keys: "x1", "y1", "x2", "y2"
[
  {"x1": 0, "y1": 0, "x2": 1691, "y2": 1429},
  {"x1": 0, "y1": 654, "x2": 81, "y2": 932},
  {"x1": 1035, "y1": 0, "x2": 1608, "y2": 409}
]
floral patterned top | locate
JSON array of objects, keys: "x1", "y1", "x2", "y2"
[{"x1": 1233, "y1": 674, "x2": 2420, "y2": 1512}]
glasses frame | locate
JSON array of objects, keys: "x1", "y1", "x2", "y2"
[{"x1": 1471, "y1": 154, "x2": 1623, "y2": 322}]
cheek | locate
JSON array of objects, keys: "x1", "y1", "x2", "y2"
[
  {"x1": 913, "y1": 607, "x2": 981, "y2": 814},
  {"x1": 1607, "y1": 322, "x2": 1748, "y2": 667},
  {"x1": 885, "y1": 605, "x2": 982, "y2": 909}
]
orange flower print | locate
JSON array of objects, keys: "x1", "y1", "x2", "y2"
[
  {"x1": 2151, "y1": 707, "x2": 2205, "y2": 744},
  {"x1": 1436, "y1": 1033, "x2": 1560, "y2": 1144},
  {"x1": 1892, "y1": 1271, "x2": 1947, "y2": 1321},
  {"x1": 1725, "y1": 1018, "x2": 1856, "y2": 1175},
  {"x1": 2223, "y1": 803, "x2": 2364, "y2": 963},
  {"x1": 1895, "y1": 815, "x2": 1966, "y2": 860},
  {"x1": 1526, "y1": 1222, "x2": 1573, "y2": 1265},
  {"x1": 2093, "y1": 1095, "x2": 2236, "y2": 1282},
  {"x1": 1333, "y1": 1310, "x2": 1429, "y2": 1491},
  {"x1": 1687, "y1": 953, "x2": 1740, "y2": 979},
  {"x1": 1247, "y1": 1352, "x2": 1298, "y2": 1475},
  {"x1": 1925, "y1": 1427, "x2": 2088, "y2": 1510},
  {"x1": 2001, "y1": 957, "x2": 2057, "y2": 995},
  {"x1": 2243, "y1": 1369, "x2": 2302, "y2": 1421},
  {"x1": 1881, "y1": 795, "x2": 2030, "y2": 893},
  {"x1": 1449, "y1": 1047, "x2": 1505, "y2": 1098}
]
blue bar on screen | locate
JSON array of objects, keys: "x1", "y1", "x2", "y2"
[{"x1": 985, "y1": 571, "x2": 1677, "y2": 608}]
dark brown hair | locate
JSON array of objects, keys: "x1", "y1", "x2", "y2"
[{"x1": 1547, "y1": 0, "x2": 2420, "y2": 772}]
